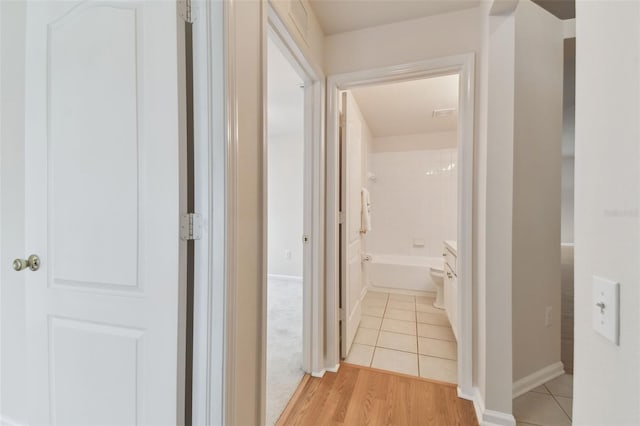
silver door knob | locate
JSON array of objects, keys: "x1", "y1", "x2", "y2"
[{"x1": 13, "y1": 254, "x2": 40, "y2": 272}]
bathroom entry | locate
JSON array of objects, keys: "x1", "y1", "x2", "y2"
[
  {"x1": 339, "y1": 74, "x2": 461, "y2": 382},
  {"x1": 265, "y1": 35, "x2": 306, "y2": 425}
]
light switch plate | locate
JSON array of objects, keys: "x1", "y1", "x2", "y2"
[{"x1": 592, "y1": 276, "x2": 620, "y2": 345}]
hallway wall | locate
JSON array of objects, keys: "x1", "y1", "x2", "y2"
[
  {"x1": 511, "y1": 0, "x2": 563, "y2": 383},
  {"x1": 573, "y1": 1, "x2": 640, "y2": 423}
]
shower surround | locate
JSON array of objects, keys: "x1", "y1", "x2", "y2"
[{"x1": 364, "y1": 133, "x2": 457, "y2": 293}]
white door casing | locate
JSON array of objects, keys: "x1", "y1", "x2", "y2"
[
  {"x1": 340, "y1": 92, "x2": 364, "y2": 359},
  {"x1": 24, "y1": 2, "x2": 185, "y2": 424}
]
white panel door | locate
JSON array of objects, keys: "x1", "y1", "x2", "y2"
[
  {"x1": 340, "y1": 92, "x2": 363, "y2": 358},
  {"x1": 23, "y1": 2, "x2": 185, "y2": 425}
]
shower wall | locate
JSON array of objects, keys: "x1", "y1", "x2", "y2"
[{"x1": 365, "y1": 131, "x2": 458, "y2": 258}]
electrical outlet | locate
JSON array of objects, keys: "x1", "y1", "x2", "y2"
[{"x1": 545, "y1": 306, "x2": 553, "y2": 327}]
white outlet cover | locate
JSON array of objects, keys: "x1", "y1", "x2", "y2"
[{"x1": 592, "y1": 276, "x2": 620, "y2": 345}]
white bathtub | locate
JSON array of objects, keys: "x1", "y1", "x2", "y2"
[{"x1": 366, "y1": 254, "x2": 442, "y2": 292}]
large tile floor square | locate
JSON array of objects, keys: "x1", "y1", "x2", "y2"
[
  {"x1": 418, "y1": 355, "x2": 457, "y2": 383},
  {"x1": 381, "y1": 318, "x2": 416, "y2": 335},
  {"x1": 344, "y1": 343, "x2": 374, "y2": 367},
  {"x1": 513, "y1": 392, "x2": 571, "y2": 426},
  {"x1": 371, "y1": 347, "x2": 419, "y2": 376},
  {"x1": 514, "y1": 374, "x2": 573, "y2": 425},
  {"x1": 377, "y1": 331, "x2": 417, "y2": 353},
  {"x1": 354, "y1": 327, "x2": 379, "y2": 346},
  {"x1": 385, "y1": 308, "x2": 416, "y2": 322},
  {"x1": 418, "y1": 337, "x2": 457, "y2": 360}
]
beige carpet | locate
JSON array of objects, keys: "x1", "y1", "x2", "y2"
[{"x1": 266, "y1": 277, "x2": 304, "y2": 426}]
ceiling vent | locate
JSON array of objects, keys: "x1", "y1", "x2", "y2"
[{"x1": 432, "y1": 108, "x2": 456, "y2": 118}]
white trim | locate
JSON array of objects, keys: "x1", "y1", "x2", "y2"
[
  {"x1": 222, "y1": 1, "x2": 240, "y2": 423},
  {"x1": 472, "y1": 388, "x2": 516, "y2": 426},
  {"x1": 191, "y1": 1, "x2": 228, "y2": 424},
  {"x1": 0, "y1": 3, "x2": 4, "y2": 420},
  {"x1": 325, "y1": 54, "x2": 475, "y2": 400},
  {"x1": 311, "y1": 370, "x2": 326, "y2": 378},
  {"x1": 267, "y1": 274, "x2": 303, "y2": 284},
  {"x1": 512, "y1": 362, "x2": 565, "y2": 398},
  {"x1": 0, "y1": 415, "x2": 24, "y2": 426},
  {"x1": 0, "y1": 4, "x2": 3, "y2": 419},
  {"x1": 326, "y1": 364, "x2": 341, "y2": 373}
]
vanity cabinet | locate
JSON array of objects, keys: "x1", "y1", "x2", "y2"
[{"x1": 443, "y1": 242, "x2": 458, "y2": 341}]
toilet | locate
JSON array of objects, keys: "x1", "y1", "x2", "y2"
[{"x1": 430, "y1": 265, "x2": 445, "y2": 309}]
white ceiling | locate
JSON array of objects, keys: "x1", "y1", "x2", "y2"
[
  {"x1": 350, "y1": 74, "x2": 459, "y2": 138},
  {"x1": 308, "y1": 0, "x2": 481, "y2": 35},
  {"x1": 267, "y1": 37, "x2": 304, "y2": 137}
]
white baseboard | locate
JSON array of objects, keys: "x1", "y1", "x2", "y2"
[
  {"x1": 457, "y1": 386, "x2": 475, "y2": 401},
  {"x1": 1, "y1": 415, "x2": 25, "y2": 426},
  {"x1": 311, "y1": 369, "x2": 326, "y2": 378},
  {"x1": 326, "y1": 363, "x2": 340, "y2": 373},
  {"x1": 512, "y1": 361, "x2": 564, "y2": 398},
  {"x1": 472, "y1": 388, "x2": 516, "y2": 426},
  {"x1": 267, "y1": 274, "x2": 303, "y2": 284}
]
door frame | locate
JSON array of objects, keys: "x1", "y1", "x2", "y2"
[
  {"x1": 325, "y1": 53, "x2": 475, "y2": 399},
  {"x1": 190, "y1": 1, "x2": 228, "y2": 424},
  {"x1": 190, "y1": 1, "x2": 326, "y2": 424},
  {"x1": 262, "y1": 2, "x2": 326, "y2": 379}
]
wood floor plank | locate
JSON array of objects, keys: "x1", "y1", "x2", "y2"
[
  {"x1": 276, "y1": 375, "x2": 312, "y2": 426},
  {"x1": 277, "y1": 363, "x2": 479, "y2": 425},
  {"x1": 328, "y1": 365, "x2": 359, "y2": 423}
]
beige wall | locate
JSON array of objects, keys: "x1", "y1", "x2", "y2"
[
  {"x1": 561, "y1": 156, "x2": 574, "y2": 244},
  {"x1": 573, "y1": 1, "x2": 640, "y2": 423},
  {"x1": 269, "y1": 0, "x2": 324, "y2": 72},
  {"x1": 0, "y1": 1, "x2": 28, "y2": 423},
  {"x1": 227, "y1": 1, "x2": 264, "y2": 425},
  {"x1": 512, "y1": 0, "x2": 563, "y2": 382},
  {"x1": 324, "y1": 7, "x2": 482, "y2": 76}
]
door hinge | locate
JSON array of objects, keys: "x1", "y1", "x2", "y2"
[
  {"x1": 338, "y1": 211, "x2": 344, "y2": 224},
  {"x1": 339, "y1": 308, "x2": 345, "y2": 321},
  {"x1": 339, "y1": 113, "x2": 346, "y2": 127},
  {"x1": 179, "y1": 0, "x2": 196, "y2": 23},
  {"x1": 180, "y1": 213, "x2": 203, "y2": 241}
]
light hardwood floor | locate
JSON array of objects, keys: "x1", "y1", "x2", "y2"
[{"x1": 276, "y1": 363, "x2": 478, "y2": 425}]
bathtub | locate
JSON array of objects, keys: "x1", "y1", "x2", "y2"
[{"x1": 366, "y1": 254, "x2": 442, "y2": 292}]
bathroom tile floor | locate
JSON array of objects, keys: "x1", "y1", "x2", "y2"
[
  {"x1": 514, "y1": 374, "x2": 573, "y2": 425},
  {"x1": 345, "y1": 290, "x2": 458, "y2": 384}
]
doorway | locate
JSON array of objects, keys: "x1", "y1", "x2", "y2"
[
  {"x1": 265, "y1": 34, "x2": 306, "y2": 426},
  {"x1": 326, "y1": 54, "x2": 475, "y2": 399},
  {"x1": 263, "y1": 6, "x2": 326, "y2": 424},
  {"x1": 339, "y1": 75, "x2": 461, "y2": 383}
]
